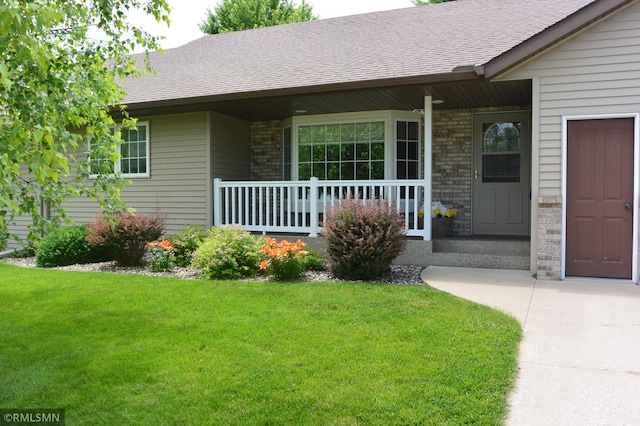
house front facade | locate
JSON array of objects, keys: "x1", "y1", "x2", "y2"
[
  {"x1": 493, "y1": 0, "x2": 640, "y2": 280},
  {"x1": 7, "y1": 0, "x2": 640, "y2": 282}
]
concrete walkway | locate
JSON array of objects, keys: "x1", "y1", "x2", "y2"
[{"x1": 421, "y1": 266, "x2": 640, "y2": 426}]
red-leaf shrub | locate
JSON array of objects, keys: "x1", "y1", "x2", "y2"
[
  {"x1": 321, "y1": 197, "x2": 406, "y2": 280},
  {"x1": 87, "y1": 210, "x2": 165, "y2": 266}
]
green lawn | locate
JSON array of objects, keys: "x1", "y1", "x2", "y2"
[{"x1": 0, "y1": 263, "x2": 521, "y2": 425}]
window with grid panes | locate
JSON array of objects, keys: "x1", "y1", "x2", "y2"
[
  {"x1": 89, "y1": 122, "x2": 150, "y2": 178},
  {"x1": 396, "y1": 121, "x2": 420, "y2": 180},
  {"x1": 119, "y1": 125, "x2": 148, "y2": 176},
  {"x1": 298, "y1": 121, "x2": 385, "y2": 180}
]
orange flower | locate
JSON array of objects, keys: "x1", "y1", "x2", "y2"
[
  {"x1": 158, "y1": 239, "x2": 173, "y2": 251},
  {"x1": 259, "y1": 260, "x2": 270, "y2": 270},
  {"x1": 147, "y1": 240, "x2": 173, "y2": 251},
  {"x1": 262, "y1": 237, "x2": 309, "y2": 260}
]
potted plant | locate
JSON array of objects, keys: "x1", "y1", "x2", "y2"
[{"x1": 432, "y1": 207, "x2": 457, "y2": 238}]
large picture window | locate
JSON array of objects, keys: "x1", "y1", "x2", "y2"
[
  {"x1": 298, "y1": 121, "x2": 385, "y2": 180},
  {"x1": 90, "y1": 122, "x2": 150, "y2": 178}
]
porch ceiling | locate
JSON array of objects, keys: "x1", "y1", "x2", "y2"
[{"x1": 125, "y1": 79, "x2": 531, "y2": 122}]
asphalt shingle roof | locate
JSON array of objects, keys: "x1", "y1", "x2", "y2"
[{"x1": 120, "y1": 0, "x2": 597, "y2": 106}]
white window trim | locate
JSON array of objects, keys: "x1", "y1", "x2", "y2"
[
  {"x1": 89, "y1": 121, "x2": 150, "y2": 179},
  {"x1": 290, "y1": 110, "x2": 421, "y2": 180}
]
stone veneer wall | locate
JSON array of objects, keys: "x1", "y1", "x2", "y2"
[
  {"x1": 536, "y1": 196, "x2": 563, "y2": 280},
  {"x1": 432, "y1": 109, "x2": 473, "y2": 235},
  {"x1": 250, "y1": 120, "x2": 282, "y2": 181}
]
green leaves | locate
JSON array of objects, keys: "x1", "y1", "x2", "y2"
[
  {"x1": 200, "y1": 0, "x2": 317, "y2": 35},
  {"x1": 0, "y1": 63, "x2": 11, "y2": 90},
  {"x1": 0, "y1": 0, "x2": 170, "y2": 246}
]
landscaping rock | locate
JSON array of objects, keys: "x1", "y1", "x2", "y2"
[{"x1": 2, "y1": 257, "x2": 424, "y2": 285}]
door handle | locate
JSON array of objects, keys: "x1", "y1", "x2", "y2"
[{"x1": 625, "y1": 202, "x2": 632, "y2": 211}]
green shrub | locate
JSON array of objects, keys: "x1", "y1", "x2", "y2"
[
  {"x1": 87, "y1": 210, "x2": 165, "y2": 266},
  {"x1": 13, "y1": 246, "x2": 36, "y2": 258},
  {"x1": 169, "y1": 224, "x2": 207, "y2": 267},
  {"x1": 321, "y1": 197, "x2": 406, "y2": 280},
  {"x1": 260, "y1": 237, "x2": 308, "y2": 281},
  {"x1": 35, "y1": 225, "x2": 109, "y2": 268},
  {"x1": 191, "y1": 225, "x2": 264, "y2": 280},
  {"x1": 302, "y1": 248, "x2": 326, "y2": 271}
]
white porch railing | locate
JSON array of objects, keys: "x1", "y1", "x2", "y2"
[{"x1": 213, "y1": 177, "x2": 426, "y2": 238}]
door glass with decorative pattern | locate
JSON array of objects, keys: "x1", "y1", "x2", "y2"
[{"x1": 481, "y1": 122, "x2": 521, "y2": 183}]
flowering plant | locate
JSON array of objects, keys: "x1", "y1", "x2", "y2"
[
  {"x1": 169, "y1": 224, "x2": 207, "y2": 267},
  {"x1": 146, "y1": 239, "x2": 175, "y2": 272},
  {"x1": 433, "y1": 208, "x2": 457, "y2": 218},
  {"x1": 191, "y1": 225, "x2": 265, "y2": 280},
  {"x1": 260, "y1": 237, "x2": 308, "y2": 281}
]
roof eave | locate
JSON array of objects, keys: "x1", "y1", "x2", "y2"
[
  {"x1": 482, "y1": 0, "x2": 635, "y2": 81},
  {"x1": 114, "y1": 70, "x2": 481, "y2": 114}
]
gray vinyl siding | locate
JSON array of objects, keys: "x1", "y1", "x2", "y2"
[
  {"x1": 5, "y1": 169, "x2": 42, "y2": 249},
  {"x1": 62, "y1": 112, "x2": 209, "y2": 236},
  {"x1": 5, "y1": 215, "x2": 34, "y2": 250},
  {"x1": 210, "y1": 112, "x2": 251, "y2": 180},
  {"x1": 5, "y1": 111, "x2": 253, "y2": 248},
  {"x1": 499, "y1": 1, "x2": 640, "y2": 196}
]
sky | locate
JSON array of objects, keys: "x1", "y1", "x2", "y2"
[{"x1": 139, "y1": 0, "x2": 415, "y2": 50}]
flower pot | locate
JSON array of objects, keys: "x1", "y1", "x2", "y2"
[{"x1": 431, "y1": 217, "x2": 453, "y2": 238}]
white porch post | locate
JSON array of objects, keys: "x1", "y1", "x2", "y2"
[
  {"x1": 309, "y1": 177, "x2": 319, "y2": 237},
  {"x1": 424, "y1": 96, "x2": 433, "y2": 241},
  {"x1": 213, "y1": 178, "x2": 222, "y2": 227}
]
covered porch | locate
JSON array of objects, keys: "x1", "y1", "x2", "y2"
[
  {"x1": 131, "y1": 72, "x2": 534, "y2": 270},
  {"x1": 202, "y1": 76, "x2": 533, "y2": 243}
]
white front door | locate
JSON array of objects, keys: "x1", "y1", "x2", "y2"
[{"x1": 472, "y1": 112, "x2": 531, "y2": 235}]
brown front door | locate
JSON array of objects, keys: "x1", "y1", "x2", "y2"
[{"x1": 566, "y1": 118, "x2": 634, "y2": 279}]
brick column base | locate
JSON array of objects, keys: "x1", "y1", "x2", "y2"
[{"x1": 536, "y1": 196, "x2": 562, "y2": 280}]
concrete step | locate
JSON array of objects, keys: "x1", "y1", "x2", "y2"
[
  {"x1": 429, "y1": 238, "x2": 530, "y2": 270},
  {"x1": 427, "y1": 252, "x2": 530, "y2": 270},
  {"x1": 433, "y1": 238, "x2": 530, "y2": 256}
]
